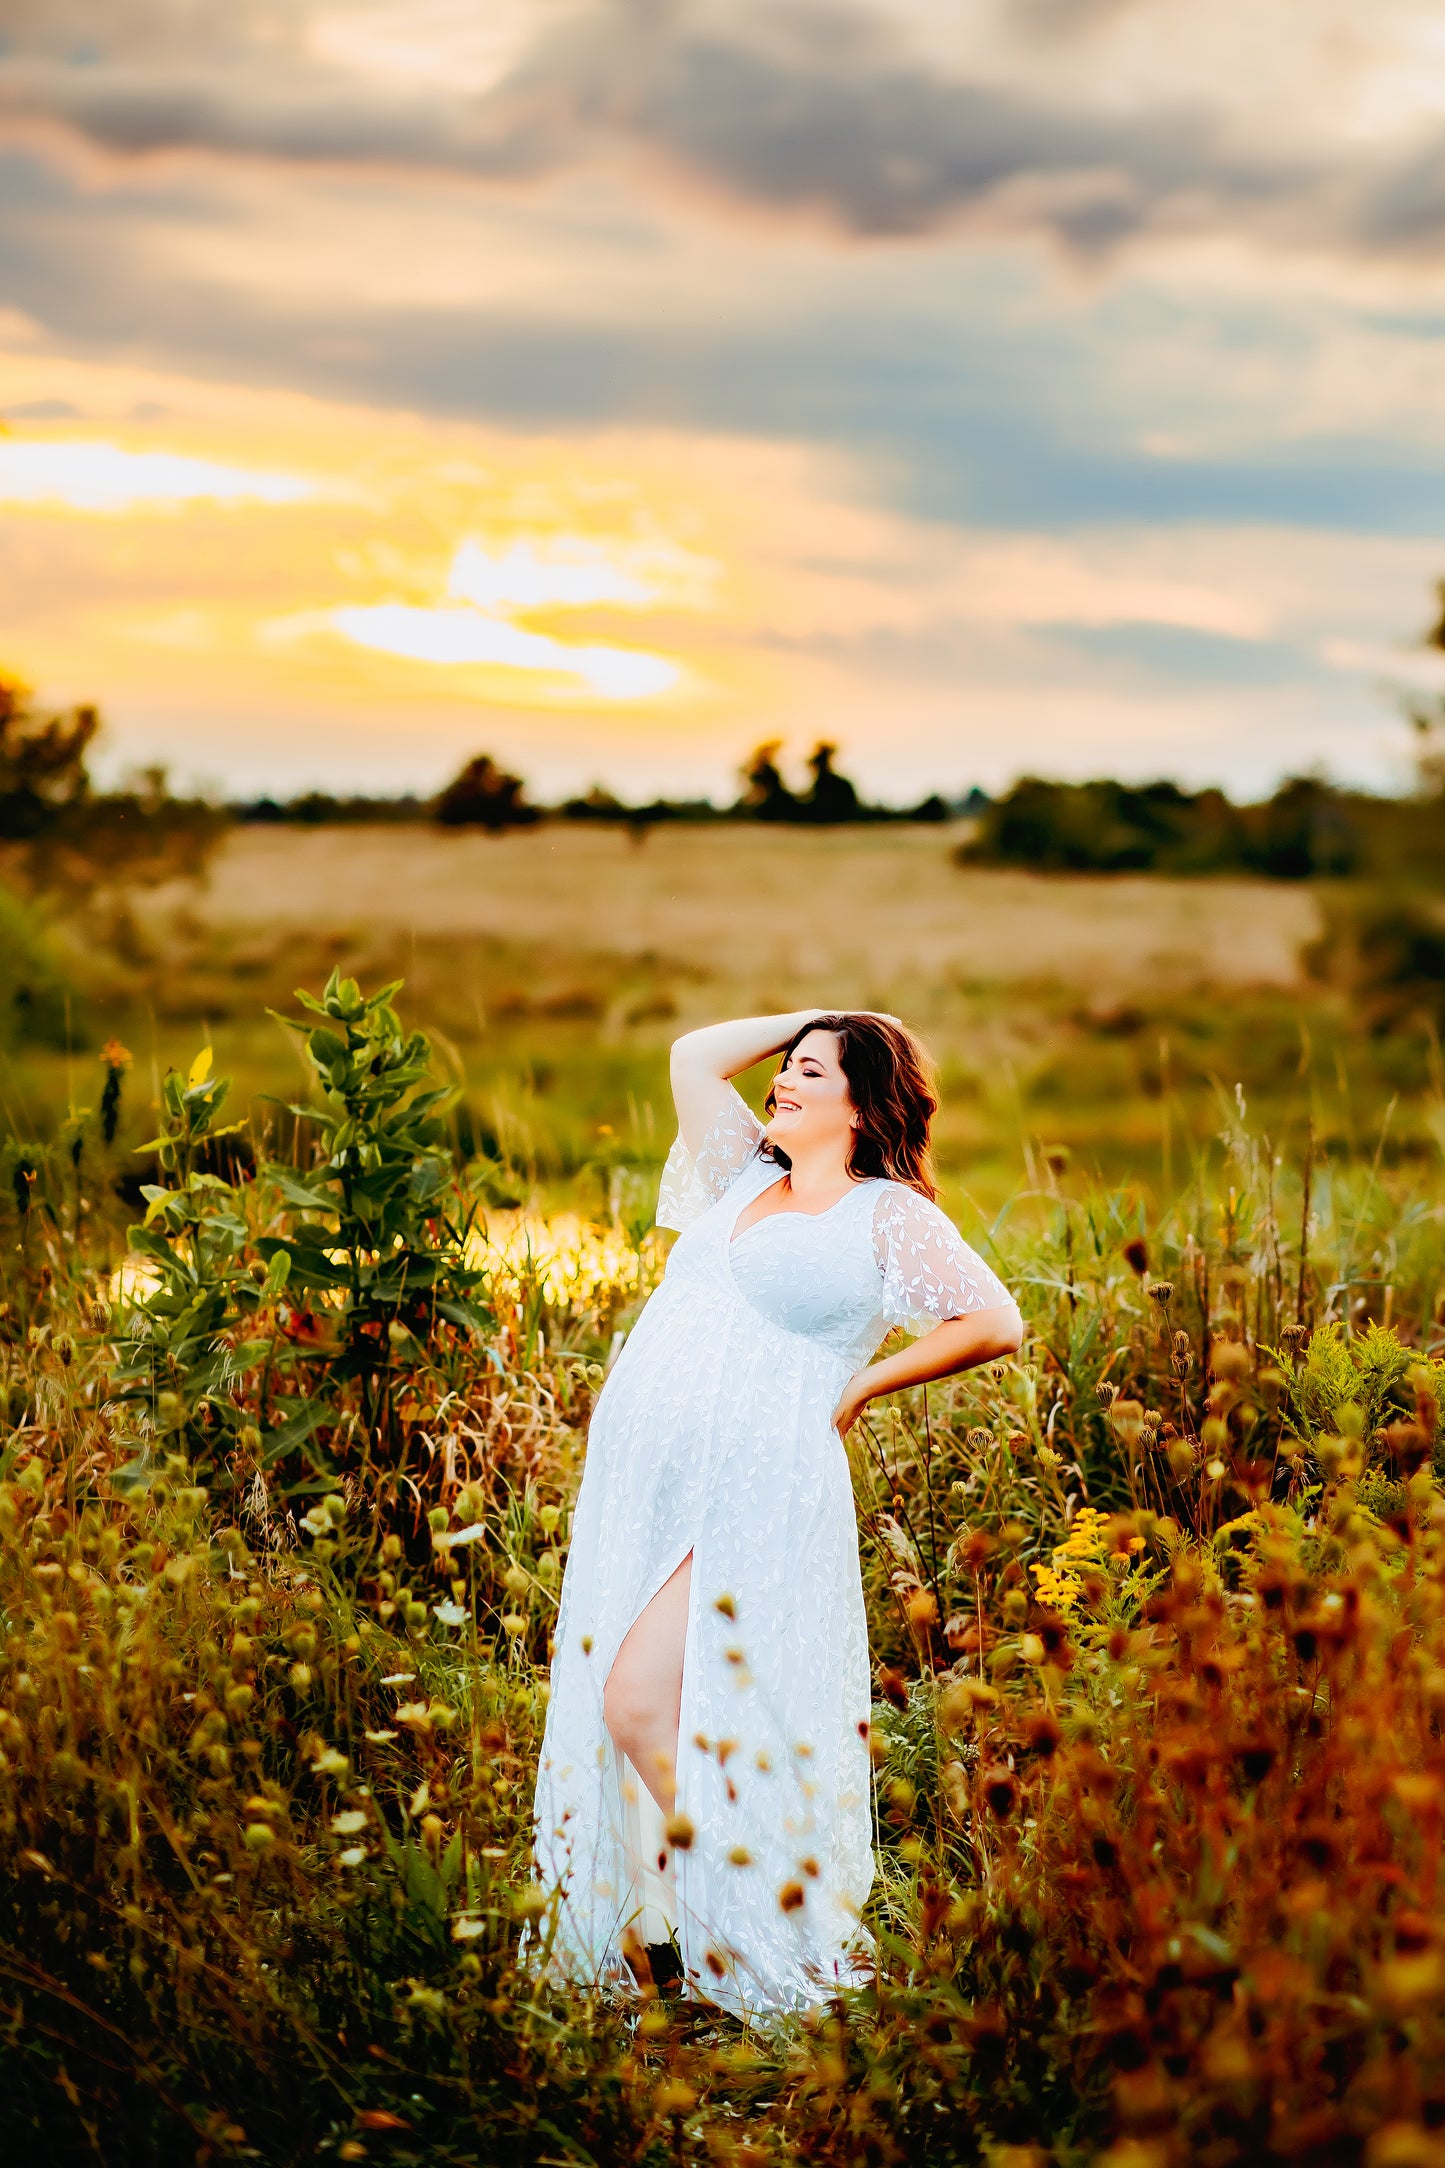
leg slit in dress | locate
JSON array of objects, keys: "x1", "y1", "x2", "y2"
[{"x1": 603, "y1": 1546, "x2": 696, "y2": 1960}]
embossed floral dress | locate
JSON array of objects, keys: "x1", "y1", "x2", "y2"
[{"x1": 530, "y1": 1087, "x2": 1013, "y2": 2015}]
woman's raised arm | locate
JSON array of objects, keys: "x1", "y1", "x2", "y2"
[{"x1": 669, "y1": 1010, "x2": 827, "y2": 1154}]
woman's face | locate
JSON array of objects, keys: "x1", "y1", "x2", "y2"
[{"x1": 764, "y1": 1029, "x2": 855, "y2": 1161}]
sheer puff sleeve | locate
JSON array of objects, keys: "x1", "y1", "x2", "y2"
[
  {"x1": 656, "y1": 1085, "x2": 766, "y2": 1232},
  {"x1": 872, "y1": 1185, "x2": 1018, "y2": 1335}
]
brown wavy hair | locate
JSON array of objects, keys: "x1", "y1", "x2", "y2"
[{"x1": 763, "y1": 1013, "x2": 939, "y2": 1199}]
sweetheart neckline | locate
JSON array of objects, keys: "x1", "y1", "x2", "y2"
[{"x1": 727, "y1": 1172, "x2": 880, "y2": 1249}]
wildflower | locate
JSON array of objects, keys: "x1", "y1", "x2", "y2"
[
  {"x1": 654, "y1": 2079, "x2": 697, "y2": 2116},
  {"x1": 1149, "y1": 1280, "x2": 1174, "y2": 1306},
  {"x1": 433, "y1": 1517, "x2": 489, "y2": 1552},
  {"x1": 778, "y1": 1880, "x2": 805, "y2": 1912},
  {"x1": 95, "y1": 1049, "x2": 132, "y2": 1152},
  {"x1": 664, "y1": 1813, "x2": 694, "y2": 1851}
]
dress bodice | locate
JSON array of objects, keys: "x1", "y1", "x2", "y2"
[
  {"x1": 724, "y1": 1164, "x2": 890, "y2": 1364},
  {"x1": 656, "y1": 1087, "x2": 1015, "y2": 1372}
]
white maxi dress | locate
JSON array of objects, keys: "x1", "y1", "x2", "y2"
[{"x1": 530, "y1": 1087, "x2": 1014, "y2": 2016}]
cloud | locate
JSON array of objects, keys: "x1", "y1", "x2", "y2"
[
  {"x1": 1035, "y1": 619, "x2": 1315, "y2": 687},
  {"x1": 1, "y1": 0, "x2": 1434, "y2": 260},
  {"x1": 330, "y1": 603, "x2": 680, "y2": 697},
  {"x1": 315, "y1": 536, "x2": 688, "y2": 700},
  {"x1": 0, "y1": 436, "x2": 315, "y2": 510},
  {"x1": 448, "y1": 536, "x2": 656, "y2": 611}
]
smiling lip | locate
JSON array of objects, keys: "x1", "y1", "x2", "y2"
[{"x1": 774, "y1": 1096, "x2": 801, "y2": 1113}]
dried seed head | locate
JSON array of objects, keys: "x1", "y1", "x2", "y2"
[
  {"x1": 906, "y1": 1588, "x2": 939, "y2": 1631},
  {"x1": 1148, "y1": 1281, "x2": 1174, "y2": 1306},
  {"x1": 981, "y1": 1766, "x2": 1018, "y2": 1819},
  {"x1": 877, "y1": 1664, "x2": 910, "y2": 1711},
  {"x1": 1026, "y1": 1713, "x2": 1062, "y2": 1759}
]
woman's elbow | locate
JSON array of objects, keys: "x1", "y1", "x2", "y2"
[
  {"x1": 668, "y1": 1030, "x2": 702, "y2": 1081},
  {"x1": 984, "y1": 1302, "x2": 1024, "y2": 1360}
]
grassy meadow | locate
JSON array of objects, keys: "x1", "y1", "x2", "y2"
[
  {"x1": 3, "y1": 824, "x2": 1445, "y2": 2165},
  {"x1": 3, "y1": 821, "x2": 1425, "y2": 1214}
]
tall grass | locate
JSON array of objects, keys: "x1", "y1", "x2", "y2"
[{"x1": 2, "y1": 977, "x2": 1445, "y2": 2164}]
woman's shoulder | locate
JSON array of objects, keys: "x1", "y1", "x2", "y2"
[{"x1": 868, "y1": 1178, "x2": 949, "y2": 1218}]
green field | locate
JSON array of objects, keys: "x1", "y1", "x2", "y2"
[{"x1": 5, "y1": 823, "x2": 1434, "y2": 1223}]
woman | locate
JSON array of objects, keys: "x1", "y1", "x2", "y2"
[{"x1": 530, "y1": 1010, "x2": 1022, "y2": 2015}]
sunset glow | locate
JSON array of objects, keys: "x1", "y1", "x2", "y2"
[
  {"x1": 0, "y1": 440, "x2": 316, "y2": 513},
  {"x1": 3, "y1": 2, "x2": 1445, "y2": 798},
  {"x1": 329, "y1": 603, "x2": 682, "y2": 700}
]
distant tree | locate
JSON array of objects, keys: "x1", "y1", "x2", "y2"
[
  {"x1": 0, "y1": 676, "x2": 98, "y2": 840},
  {"x1": 737, "y1": 742, "x2": 800, "y2": 822},
  {"x1": 0, "y1": 673, "x2": 224, "y2": 893},
  {"x1": 1247, "y1": 777, "x2": 1359, "y2": 879},
  {"x1": 561, "y1": 785, "x2": 629, "y2": 823},
  {"x1": 434, "y1": 754, "x2": 540, "y2": 833},
  {"x1": 802, "y1": 742, "x2": 862, "y2": 824},
  {"x1": 958, "y1": 774, "x2": 1366, "y2": 879}
]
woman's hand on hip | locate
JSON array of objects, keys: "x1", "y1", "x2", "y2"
[{"x1": 832, "y1": 1372, "x2": 876, "y2": 1437}]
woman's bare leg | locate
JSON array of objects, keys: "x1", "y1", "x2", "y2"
[{"x1": 603, "y1": 1553, "x2": 692, "y2": 1814}]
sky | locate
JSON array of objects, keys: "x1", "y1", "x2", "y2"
[{"x1": 3, "y1": 0, "x2": 1445, "y2": 804}]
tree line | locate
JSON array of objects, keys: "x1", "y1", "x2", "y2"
[
  {"x1": 238, "y1": 740, "x2": 967, "y2": 834},
  {"x1": 6, "y1": 662, "x2": 1443, "y2": 886}
]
